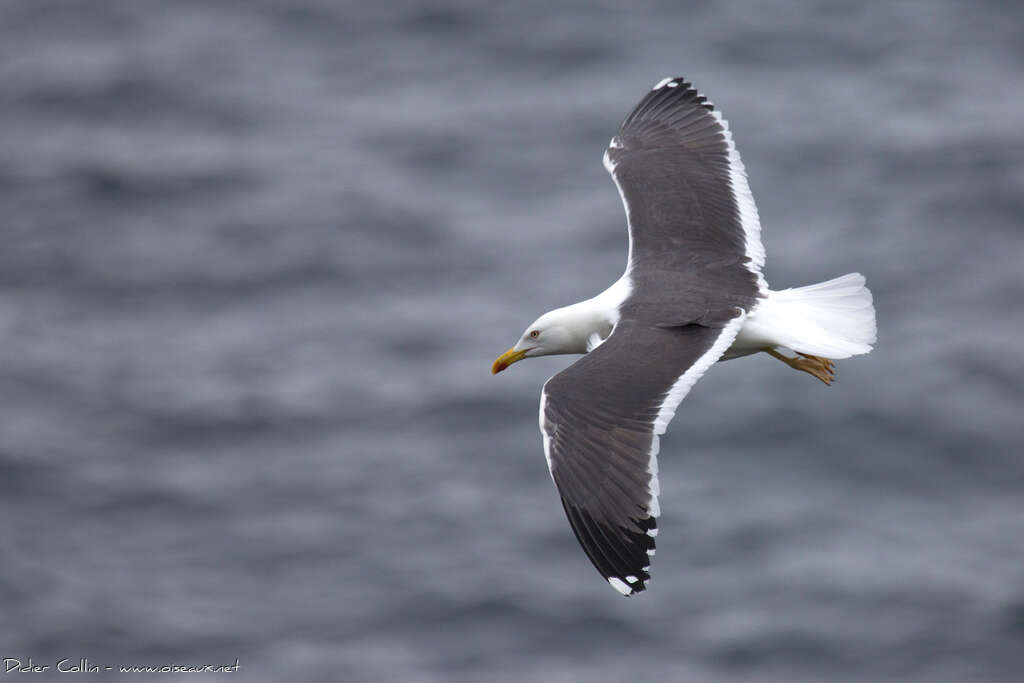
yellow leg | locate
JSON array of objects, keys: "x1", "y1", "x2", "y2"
[{"x1": 763, "y1": 348, "x2": 836, "y2": 386}]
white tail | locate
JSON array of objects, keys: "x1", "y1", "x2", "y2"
[{"x1": 749, "y1": 273, "x2": 877, "y2": 359}]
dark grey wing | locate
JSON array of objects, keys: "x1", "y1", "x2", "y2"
[
  {"x1": 605, "y1": 77, "x2": 765, "y2": 326},
  {"x1": 539, "y1": 317, "x2": 746, "y2": 596}
]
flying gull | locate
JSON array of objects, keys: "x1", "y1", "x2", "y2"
[{"x1": 491, "y1": 77, "x2": 877, "y2": 596}]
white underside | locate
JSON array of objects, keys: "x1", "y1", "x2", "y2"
[
  {"x1": 725, "y1": 272, "x2": 877, "y2": 360},
  {"x1": 569, "y1": 271, "x2": 876, "y2": 363}
]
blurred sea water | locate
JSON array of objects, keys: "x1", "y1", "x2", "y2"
[{"x1": 1, "y1": 1, "x2": 1023, "y2": 681}]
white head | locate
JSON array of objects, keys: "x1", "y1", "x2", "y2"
[{"x1": 492, "y1": 303, "x2": 610, "y2": 374}]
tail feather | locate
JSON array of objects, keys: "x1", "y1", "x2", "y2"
[{"x1": 760, "y1": 273, "x2": 877, "y2": 359}]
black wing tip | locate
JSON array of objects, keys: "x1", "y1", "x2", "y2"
[
  {"x1": 650, "y1": 76, "x2": 714, "y2": 111},
  {"x1": 606, "y1": 517, "x2": 656, "y2": 596},
  {"x1": 618, "y1": 76, "x2": 716, "y2": 134},
  {"x1": 562, "y1": 501, "x2": 657, "y2": 597}
]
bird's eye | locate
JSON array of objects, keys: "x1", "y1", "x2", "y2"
[{"x1": 530, "y1": 330, "x2": 540, "y2": 338}]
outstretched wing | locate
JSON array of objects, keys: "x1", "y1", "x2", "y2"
[
  {"x1": 605, "y1": 77, "x2": 767, "y2": 327},
  {"x1": 539, "y1": 317, "x2": 745, "y2": 596}
]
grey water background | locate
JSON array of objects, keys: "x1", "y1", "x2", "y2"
[{"x1": 1, "y1": 1, "x2": 1022, "y2": 681}]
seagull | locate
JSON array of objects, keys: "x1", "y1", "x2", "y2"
[{"x1": 491, "y1": 77, "x2": 876, "y2": 596}]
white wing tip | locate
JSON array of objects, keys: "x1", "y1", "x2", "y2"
[{"x1": 608, "y1": 574, "x2": 647, "y2": 596}]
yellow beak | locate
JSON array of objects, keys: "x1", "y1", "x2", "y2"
[{"x1": 492, "y1": 347, "x2": 527, "y2": 374}]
